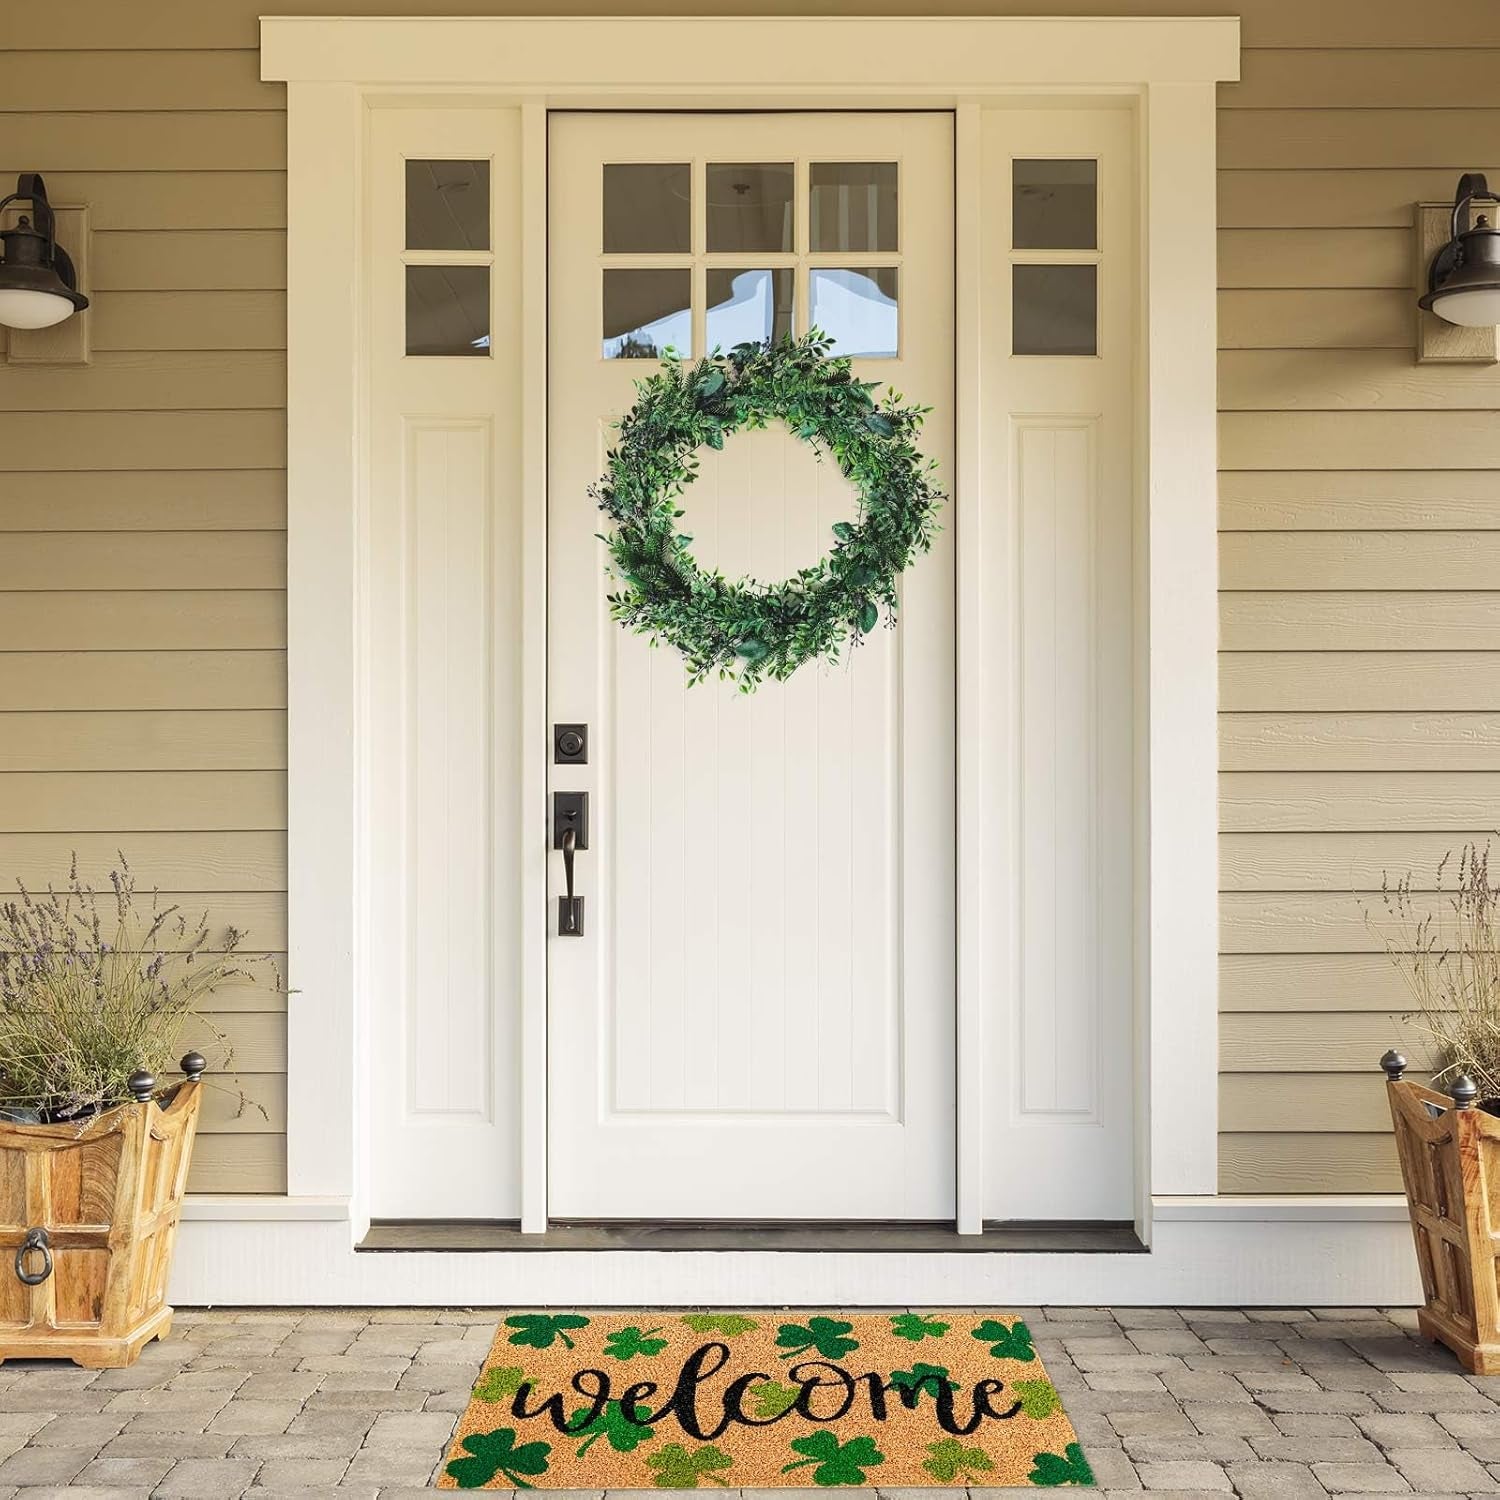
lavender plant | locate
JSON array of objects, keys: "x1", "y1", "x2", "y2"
[
  {"x1": 0, "y1": 855, "x2": 277, "y2": 1120},
  {"x1": 1368, "y1": 842, "x2": 1500, "y2": 1099}
]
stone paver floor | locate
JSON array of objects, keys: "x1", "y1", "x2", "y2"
[{"x1": 2, "y1": 1307, "x2": 1497, "y2": 1498}]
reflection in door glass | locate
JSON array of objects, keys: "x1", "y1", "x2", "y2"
[
  {"x1": 810, "y1": 267, "x2": 898, "y2": 357},
  {"x1": 603, "y1": 267, "x2": 691, "y2": 359},
  {"x1": 406, "y1": 265, "x2": 490, "y2": 356},
  {"x1": 1012, "y1": 159, "x2": 1097, "y2": 250},
  {"x1": 706, "y1": 269, "x2": 793, "y2": 351},
  {"x1": 810, "y1": 162, "x2": 898, "y2": 252},
  {"x1": 603, "y1": 163, "x2": 691, "y2": 254},
  {"x1": 706, "y1": 163, "x2": 794, "y2": 253},
  {"x1": 1012, "y1": 264, "x2": 1097, "y2": 356},
  {"x1": 405, "y1": 159, "x2": 490, "y2": 251}
]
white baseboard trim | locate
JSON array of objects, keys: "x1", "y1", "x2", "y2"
[{"x1": 168, "y1": 1196, "x2": 1423, "y2": 1307}]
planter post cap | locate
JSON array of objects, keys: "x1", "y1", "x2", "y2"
[
  {"x1": 1451, "y1": 1074, "x2": 1480, "y2": 1109},
  {"x1": 1381, "y1": 1049, "x2": 1408, "y2": 1080},
  {"x1": 180, "y1": 1052, "x2": 206, "y2": 1080},
  {"x1": 127, "y1": 1069, "x2": 156, "y2": 1102}
]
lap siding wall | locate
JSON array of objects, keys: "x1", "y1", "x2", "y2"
[{"x1": 2, "y1": 0, "x2": 1496, "y2": 1195}]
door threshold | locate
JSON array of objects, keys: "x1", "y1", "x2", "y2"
[{"x1": 357, "y1": 1219, "x2": 1144, "y2": 1253}]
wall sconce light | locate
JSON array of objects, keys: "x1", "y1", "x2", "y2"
[
  {"x1": 0, "y1": 173, "x2": 90, "y2": 331},
  {"x1": 1419, "y1": 172, "x2": 1500, "y2": 328}
]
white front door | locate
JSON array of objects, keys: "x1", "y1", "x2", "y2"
[{"x1": 547, "y1": 112, "x2": 956, "y2": 1221}]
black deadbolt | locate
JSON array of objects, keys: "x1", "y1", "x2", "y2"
[{"x1": 554, "y1": 723, "x2": 588, "y2": 764}]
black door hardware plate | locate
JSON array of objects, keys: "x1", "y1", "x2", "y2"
[
  {"x1": 553, "y1": 723, "x2": 588, "y2": 764},
  {"x1": 552, "y1": 790, "x2": 589, "y2": 850}
]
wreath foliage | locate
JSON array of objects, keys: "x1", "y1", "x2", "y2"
[{"x1": 591, "y1": 331, "x2": 944, "y2": 690}]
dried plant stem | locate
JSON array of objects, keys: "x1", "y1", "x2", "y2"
[
  {"x1": 1365, "y1": 842, "x2": 1500, "y2": 1098},
  {"x1": 0, "y1": 854, "x2": 279, "y2": 1119}
]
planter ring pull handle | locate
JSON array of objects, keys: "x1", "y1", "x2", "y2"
[{"x1": 15, "y1": 1226, "x2": 52, "y2": 1286}]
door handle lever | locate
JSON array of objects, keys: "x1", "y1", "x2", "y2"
[{"x1": 555, "y1": 792, "x2": 587, "y2": 936}]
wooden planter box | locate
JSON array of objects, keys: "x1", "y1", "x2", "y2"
[
  {"x1": 0, "y1": 1076, "x2": 201, "y2": 1368},
  {"x1": 1385, "y1": 1057, "x2": 1500, "y2": 1375}
]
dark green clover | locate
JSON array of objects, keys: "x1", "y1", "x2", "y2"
[
  {"x1": 775, "y1": 1315, "x2": 859, "y2": 1360},
  {"x1": 780, "y1": 1432, "x2": 885, "y2": 1486},
  {"x1": 444, "y1": 1428, "x2": 551, "y2": 1489},
  {"x1": 1029, "y1": 1443, "x2": 1095, "y2": 1487},
  {"x1": 972, "y1": 1318, "x2": 1036, "y2": 1363},
  {"x1": 504, "y1": 1313, "x2": 590, "y2": 1351},
  {"x1": 568, "y1": 1399, "x2": 657, "y2": 1458}
]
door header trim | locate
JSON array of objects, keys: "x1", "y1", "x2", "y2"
[{"x1": 261, "y1": 15, "x2": 1240, "y2": 89}]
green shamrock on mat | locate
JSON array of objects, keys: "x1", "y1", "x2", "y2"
[
  {"x1": 888, "y1": 1363, "x2": 956, "y2": 1406},
  {"x1": 923, "y1": 1437, "x2": 995, "y2": 1483},
  {"x1": 781, "y1": 1432, "x2": 885, "y2": 1486},
  {"x1": 679, "y1": 1313, "x2": 759, "y2": 1336},
  {"x1": 1029, "y1": 1443, "x2": 1095, "y2": 1487},
  {"x1": 972, "y1": 1318, "x2": 1036, "y2": 1362},
  {"x1": 646, "y1": 1442, "x2": 735, "y2": 1488},
  {"x1": 604, "y1": 1324, "x2": 669, "y2": 1360},
  {"x1": 1014, "y1": 1378, "x2": 1061, "y2": 1419},
  {"x1": 472, "y1": 1365, "x2": 527, "y2": 1403},
  {"x1": 444, "y1": 1427, "x2": 552, "y2": 1489},
  {"x1": 775, "y1": 1316, "x2": 859, "y2": 1360},
  {"x1": 891, "y1": 1312, "x2": 950, "y2": 1341},
  {"x1": 568, "y1": 1399, "x2": 657, "y2": 1457},
  {"x1": 505, "y1": 1313, "x2": 590, "y2": 1351},
  {"x1": 748, "y1": 1378, "x2": 801, "y2": 1418}
]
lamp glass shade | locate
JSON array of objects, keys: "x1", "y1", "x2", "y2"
[
  {"x1": 1428, "y1": 284, "x2": 1500, "y2": 328},
  {"x1": 0, "y1": 286, "x2": 76, "y2": 330}
]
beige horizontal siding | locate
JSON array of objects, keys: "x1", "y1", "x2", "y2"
[
  {"x1": 0, "y1": 593, "x2": 285, "y2": 650},
  {"x1": 1221, "y1": 654, "x2": 1500, "y2": 711},
  {"x1": 1228, "y1": 50, "x2": 1500, "y2": 110},
  {"x1": 0, "y1": 471, "x2": 285, "y2": 530},
  {"x1": 23, "y1": 172, "x2": 287, "y2": 231},
  {"x1": 1217, "y1": 231, "x2": 1408, "y2": 291},
  {"x1": 0, "y1": 352, "x2": 285, "y2": 411},
  {"x1": 1221, "y1": 594, "x2": 1500, "y2": 651},
  {"x1": 0, "y1": 832, "x2": 285, "y2": 890},
  {"x1": 5, "y1": 0, "x2": 1492, "y2": 1198},
  {"x1": 1221, "y1": 832, "x2": 1496, "y2": 891},
  {"x1": 1219, "y1": 714, "x2": 1500, "y2": 772},
  {"x1": 1219, "y1": 1134, "x2": 1399, "y2": 1194},
  {"x1": 0, "y1": 652, "x2": 285, "y2": 711},
  {"x1": 1220, "y1": 469, "x2": 1500, "y2": 529},
  {"x1": 1220, "y1": 1073, "x2": 1429, "y2": 1133},
  {"x1": 1221, "y1": 773, "x2": 1500, "y2": 832},
  {"x1": 1221, "y1": 954, "x2": 1426, "y2": 1013},
  {"x1": 0, "y1": 51, "x2": 277, "y2": 112},
  {"x1": 0, "y1": 711, "x2": 286, "y2": 771},
  {"x1": 1219, "y1": 351, "x2": 1500, "y2": 411}
]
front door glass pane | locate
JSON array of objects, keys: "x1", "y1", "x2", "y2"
[
  {"x1": 706, "y1": 163, "x2": 794, "y2": 253},
  {"x1": 706, "y1": 268, "x2": 793, "y2": 350},
  {"x1": 1012, "y1": 159, "x2": 1097, "y2": 250},
  {"x1": 405, "y1": 160, "x2": 489, "y2": 251},
  {"x1": 603, "y1": 267, "x2": 691, "y2": 358},
  {"x1": 1012, "y1": 264, "x2": 1097, "y2": 356},
  {"x1": 603, "y1": 163, "x2": 691, "y2": 254},
  {"x1": 811, "y1": 267, "x2": 898, "y2": 357},
  {"x1": 406, "y1": 265, "x2": 489, "y2": 356},
  {"x1": 810, "y1": 162, "x2": 898, "y2": 252}
]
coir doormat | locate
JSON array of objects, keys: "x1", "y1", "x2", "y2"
[{"x1": 439, "y1": 1311, "x2": 1092, "y2": 1490}]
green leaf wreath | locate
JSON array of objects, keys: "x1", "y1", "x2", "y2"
[{"x1": 591, "y1": 331, "x2": 944, "y2": 690}]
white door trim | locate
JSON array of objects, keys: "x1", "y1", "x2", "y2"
[{"x1": 265, "y1": 15, "x2": 1237, "y2": 1242}]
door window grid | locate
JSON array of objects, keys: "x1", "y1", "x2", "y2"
[
  {"x1": 402, "y1": 156, "x2": 495, "y2": 357},
  {"x1": 600, "y1": 156, "x2": 902, "y2": 360},
  {"x1": 1009, "y1": 155, "x2": 1100, "y2": 359}
]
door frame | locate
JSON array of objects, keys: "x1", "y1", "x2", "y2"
[{"x1": 264, "y1": 14, "x2": 1238, "y2": 1243}]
